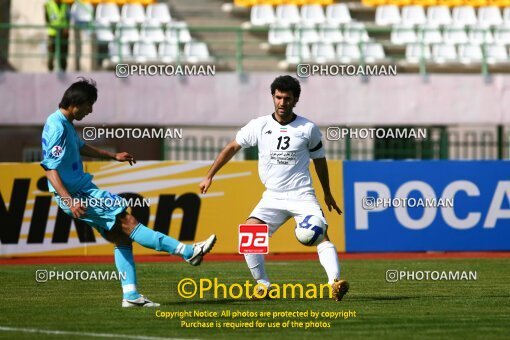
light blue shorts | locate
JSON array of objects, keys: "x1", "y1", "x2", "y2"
[{"x1": 54, "y1": 182, "x2": 127, "y2": 232}]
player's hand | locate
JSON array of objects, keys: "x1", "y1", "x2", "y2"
[
  {"x1": 325, "y1": 193, "x2": 342, "y2": 215},
  {"x1": 69, "y1": 201, "x2": 86, "y2": 219},
  {"x1": 199, "y1": 177, "x2": 212, "y2": 194},
  {"x1": 115, "y1": 152, "x2": 136, "y2": 166}
]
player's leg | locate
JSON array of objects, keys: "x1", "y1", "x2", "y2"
[{"x1": 244, "y1": 217, "x2": 272, "y2": 291}]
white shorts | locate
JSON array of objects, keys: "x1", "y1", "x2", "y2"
[{"x1": 248, "y1": 187, "x2": 327, "y2": 236}]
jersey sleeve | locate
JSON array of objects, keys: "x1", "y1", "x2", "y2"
[
  {"x1": 308, "y1": 124, "x2": 325, "y2": 159},
  {"x1": 235, "y1": 119, "x2": 259, "y2": 148},
  {"x1": 40, "y1": 122, "x2": 67, "y2": 171}
]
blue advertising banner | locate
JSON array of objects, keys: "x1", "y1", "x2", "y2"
[{"x1": 343, "y1": 161, "x2": 510, "y2": 251}]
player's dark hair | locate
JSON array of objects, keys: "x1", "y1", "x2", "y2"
[
  {"x1": 59, "y1": 77, "x2": 98, "y2": 108},
  {"x1": 270, "y1": 75, "x2": 301, "y2": 99}
]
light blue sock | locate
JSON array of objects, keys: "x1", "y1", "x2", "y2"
[
  {"x1": 114, "y1": 245, "x2": 140, "y2": 300},
  {"x1": 129, "y1": 223, "x2": 194, "y2": 259}
]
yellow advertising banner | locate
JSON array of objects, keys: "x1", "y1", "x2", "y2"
[{"x1": 0, "y1": 161, "x2": 344, "y2": 256}]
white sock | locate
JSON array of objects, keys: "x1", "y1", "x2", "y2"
[
  {"x1": 244, "y1": 254, "x2": 270, "y2": 288},
  {"x1": 317, "y1": 241, "x2": 340, "y2": 284}
]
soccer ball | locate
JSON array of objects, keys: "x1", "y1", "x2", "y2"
[{"x1": 295, "y1": 215, "x2": 326, "y2": 246}]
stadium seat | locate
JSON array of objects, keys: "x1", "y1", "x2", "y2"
[
  {"x1": 301, "y1": 4, "x2": 326, "y2": 25},
  {"x1": 294, "y1": 23, "x2": 321, "y2": 44},
  {"x1": 165, "y1": 22, "x2": 192, "y2": 43},
  {"x1": 468, "y1": 25, "x2": 494, "y2": 44},
  {"x1": 477, "y1": 6, "x2": 503, "y2": 27},
  {"x1": 401, "y1": 5, "x2": 427, "y2": 26},
  {"x1": 318, "y1": 22, "x2": 343, "y2": 43},
  {"x1": 140, "y1": 20, "x2": 165, "y2": 43},
  {"x1": 417, "y1": 24, "x2": 443, "y2": 44},
  {"x1": 184, "y1": 41, "x2": 213, "y2": 63},
  {"x1": 133, "y1": 41, "x2": 158, "y2": 63},
  {"x1": 391, "y1": 24, "x2": 418, "y2": 45},
  {"x1": 285, "y1": 42, "x2": 312, "y2": 64},
  {"x1": 443, "y1": 26, "x2": 469, "y2": 44},
  {"x1": 504, "y1": 7, "x2": 510, "y2": 25},
  {"x1": 336, "y1": 42, "x2": 361, "y2": 62},
  {"x1": 432, "y1": 43, "x2": 458, "y2": 63},
  {"x1": 275, "y1": 4, "x2": 301, "y2": 26},
  {"x1": 458, "y1": 43, "x2": 483, "y2": 63},
  {"x1": 493, "y1": 25, "x2": 510, "y2": 44},
  {"x1": 158, "y1": 42, "x2": 181, "y2": 63},
  {"x1": 405, "y1": 43, "x2": 432, "y2": 63},
  {"x1": 95, "y1": 18, "x2": 115, "y2": 42},
  {"x1": 146, "y1": 3, "x2": 172, "y2": 25},
  {"x1": 375, "y1": 5, "x2": 401, "y2": 26},
  {"x1": 484, "y1": 44, "x2": 508, "y2": 63},
  {"x1": 311, "y1": 42, "x2": 336, "y2": 63},
  {"x1": 343, "y1": 22, "x2": 370, "y2": 43},
  {"x1": 268, "y1": 23, "x2": 295, "y2": 45},
  {"x1": 115, "y1": 19, "x2": 140, "y2": 43},
  {"x1": 362, "y1": 42, "x2": 386, "y2": 63},
  {"x1": 452, "y1": 6, "x2": 478, "y2": 27},
  {"x1": 121, "y1": 4, "x2": 146, "y2": 25},
  {"x1": 250, "y1": 4, "x2": 276, "y2": 26},
  {"x1": 95, "y1": 3, "x2": 121, "y2": 25},
  {"x1": 71, "y1": 2, "x2": 94, "y2": 24},
  {"x1": 108, "y1": 42, "x2": 132, "y2": 63},
  {"x1": 325, "y1": 4, "x2": 352, "y2": 25},
  {"x1": 427, "y1": 6, "x2": 453, "y2": 26}
]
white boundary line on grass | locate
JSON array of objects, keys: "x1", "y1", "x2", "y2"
[{"x1": 0, "y1": 326, "x2": 196, "y2": 340}]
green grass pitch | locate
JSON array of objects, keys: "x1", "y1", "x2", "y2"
[{"x1": 0, "y1": 258, "x2": 509, "y2": 339}]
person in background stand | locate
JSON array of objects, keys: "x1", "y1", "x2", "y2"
[{"x1": 45, "y1": 0, "x2": 70, "y2": 72}]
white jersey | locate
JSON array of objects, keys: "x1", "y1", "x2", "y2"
[{"x1": 235, "y1": 113, "x2": 325, "y2": 192}]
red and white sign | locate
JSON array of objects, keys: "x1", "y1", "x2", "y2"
[{"x1": 238, "y1": 224, "x2": 269, "y2": 254}]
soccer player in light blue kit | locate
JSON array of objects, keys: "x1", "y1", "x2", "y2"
[{"x1": 41, "y1": 78, "x2": 216, "y2": 307}]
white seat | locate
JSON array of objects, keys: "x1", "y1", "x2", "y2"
[
  {"x1": 336, "y1": 43, "x2": 361, "y2": 62},
  {"x1": 268, "y1": 23, "x2": 294, "y2": 45},
  {"x1": 494, "y1": 25, "x2": 510, "y2": 45},
  {"x1": 484, "y1": 44, "x2": 508, "y2": 63},
  {"x1": 95, "y1": 3, "x2": 120, "y2": 25},
  {"x1": 294, "y1": 23, "x2": 320, "y2": 44},
  {"x1": 319, "y1": 23, "x2": 343, "y2": 43},
  {"x1": 427, "y1": 6, "x2": 452, "y2": 26},
  {"x1": 478, "y1": 6, "x2": 502, "y2": 27},
  {"x1": 108, "y1": 42, "x2": 132, "y2": 63},
  {"x1": 71, "y1": 2, "x2": 93, "y2": 24},
  {"x1": 452, "y1": 6, "x2": 478, "y2": 27},
  {"x1": 133, "y1": 41, "x2": 158, "y2": 63},
  {"x1": 275, "y1": 4, "x2": 301, "y2": 26},
  {"x1": 362, "y1": 42, "x2": 385, "y2": 63},
  {"x1": 343, "y1": 22, "x2": 370, "y2": 43},
  {"x1": 432, "y1": 43, "x2": 458, "y2": 63},
  {"x1": 468, "y1": 25, "x2": 494, "y2": 45},
  {"x1": 458, "y1": 44, "x2": 483, "y2": 64},
  {"x1": 184, "y1": 41, "x2": 213, "y2": 63},
  {"x1": 401, "y1": 5, "x2": 426, "y2": 26},
  {"x1": 146, "y1": 3, "x2": 172, "y2": 25},
  {"x1": 95, "y1": 18, "x2": 114, "y2": 42},
  {"x1": 405, "y1": 43, "x2": 431, "y2": 63},
  {"x1": 140, "y1": 20, "x2": 165, "y2": 43},
  {"x1": 417, "y1": 24, "x2": 443, "y2": 44},
  {"x1": 504, "y1": 7, "x2": 510, "y2": 25},
  {"x1": 115, "y1": 20, "x2": 139, "y2": 43},
  {"x1": 250, "y1": 4, "x2": 275, "y2": 26},
  {"x1": 285, "y1": 42, "x2": 311, "y2": 64},
  {"x1": 121, "y1": 4, "x2": 146, "y2": 25},
  {"x1": 375, "y1": 5, "x2": 401, "y2": 26},
  {"x1": 391, "y1": 24, "x2": 418, "y2": 45},
  {"x1": 326, "y1": 4, "x2": 351, "y2": 25},
  {"x1": 158, "y1": 42, "x2": 181, "y2": 63},
  {"x1": 443, "y1": 26, "x2": 469, "y2": 45},
  {"x1": 165, "y1": 21, "x2": 192, "y2": 43},
  {"x1": 301, "y1": 4, "x2": 326, "y2": 25},
  {"x1": 311, "y1": 42, "x2": 336, "y2": 63}
]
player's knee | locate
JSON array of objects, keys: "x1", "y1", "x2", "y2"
[{"x1": 117, "y1": 212, "x2": 139, "y2": 235}]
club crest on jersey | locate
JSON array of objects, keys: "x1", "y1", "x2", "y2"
[{"x1": 51, "y1": 145, "x2": 63, "y2": 157}]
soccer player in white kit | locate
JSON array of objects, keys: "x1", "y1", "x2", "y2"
[{"x1": 199, "y1": 75, "x2": 349, "y2": 301}]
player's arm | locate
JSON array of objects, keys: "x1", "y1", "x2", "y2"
[
  {"x1": 313, "y1": 157, "x2": 342, "y2": 215},
  {"x1": 199, "y1": 140, "x2": 242, "y2": 194},
  {"x1": 80, "y1": 144, "x2": 136, "y2": 165},
  {"x1": 45, "y1": 169, "x2": 85, "y2": 218}
]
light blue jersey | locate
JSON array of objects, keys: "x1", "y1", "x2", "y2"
[{"x1": 41, "y1": 109, "x2": 92, "y2": 194}]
